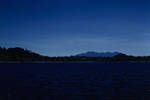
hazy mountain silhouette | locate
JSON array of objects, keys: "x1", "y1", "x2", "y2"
[
  {"x1": 75, "y1": 51, "x2": 123, "y2": 57},
  {"x1": 0, "y1": 47, "x2": 150, "y2": 62}
]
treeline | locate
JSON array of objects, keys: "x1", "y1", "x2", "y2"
[
  {"x1": 49, "y1": 55, "x2": 150, "y2": 62},
  {"x1": 0, "y1": 47, "x2": 150, "y2": 62},
  {"x1": 0, "y1": 47, "x2": 50, "y2": 61}
]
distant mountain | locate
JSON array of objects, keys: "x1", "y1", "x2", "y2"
[
  {"x1": 75, "y1": 51, "x2": 124, "y2": 57},
  {"x1": 1, "y1": 47, "x2": 150, "y2": 62}
]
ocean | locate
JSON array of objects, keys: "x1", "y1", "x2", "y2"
[{"x1": 0, "y1": 62, "x2": 149, "y2": 100}]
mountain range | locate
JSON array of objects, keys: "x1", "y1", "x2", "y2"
[
  {"x1": 0, "y1": 47, "x2": 150, "y2": 62},
  {"x1": 75, "y1": 51, "x2": 123, "y2": 57}
]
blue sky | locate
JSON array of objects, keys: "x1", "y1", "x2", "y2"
[{"x1": 0, "y1": 0, "x2": 150, "y2": 56}]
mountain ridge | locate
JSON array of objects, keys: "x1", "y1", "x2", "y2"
[
  {"x1": 74, "y1": 51, "x2": 124, "y2": 57},
  {"x1": 0, "y1": 47, "x2": 150, "y2": 62}
]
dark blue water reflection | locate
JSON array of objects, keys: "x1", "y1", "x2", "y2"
[{"x1": 0, "y1": 62, "x2": 149, "y2": 100}]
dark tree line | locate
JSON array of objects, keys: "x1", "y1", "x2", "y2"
[
  {"x1": 0, "y1": 47, "x2": 150, "y2": 62},
  {"x1": 0, "y1": 47, "x2": 50, "y2": 62}
]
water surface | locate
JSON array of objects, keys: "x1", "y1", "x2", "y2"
[{"x1": 0, "y1": 62, "x2": 149, "y2": 100}]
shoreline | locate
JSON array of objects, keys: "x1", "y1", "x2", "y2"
[{"x1": 1, "y1": 61, "x2": 150, "y2": 63}]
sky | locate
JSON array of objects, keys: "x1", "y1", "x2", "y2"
[{"x1": 0, "y1": 0, "x2": 150, "y2": 56}]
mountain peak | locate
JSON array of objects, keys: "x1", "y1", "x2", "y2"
[{"x1": 75, "y1": 51, "x2": 124, "y2": 57}]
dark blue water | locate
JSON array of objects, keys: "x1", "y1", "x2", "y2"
[{"x1": 0, "y1": 62, "x2": 149, "y2": 100}]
